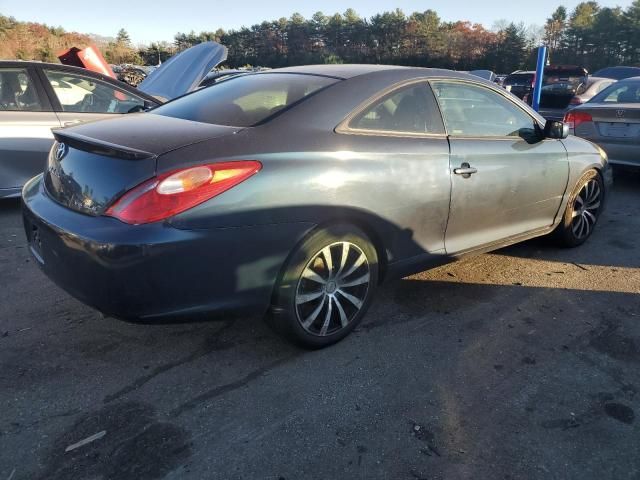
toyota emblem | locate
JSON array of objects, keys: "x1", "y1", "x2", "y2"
[
  {"x1": 54, "y1": 142, "x2": 67, "y2": 161},
  {"x1": 616, "y1": 109, "x2": 626, "y2": 118}
]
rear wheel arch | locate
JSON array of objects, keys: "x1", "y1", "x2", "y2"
[
  {"x1": 270, "y1": 216, "x2": 389, "y2": 300},
  {"x1": 267, "y1": 220, "x2": 381, "y2": 348}
]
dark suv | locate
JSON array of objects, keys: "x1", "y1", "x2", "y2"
[{"x1": 503, "y1": 71, "x2": 535, "y2": 99}]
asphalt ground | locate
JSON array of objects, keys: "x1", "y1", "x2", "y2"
[{"x1": 1, "y1": 169, "x2": 639, "y2": 480}]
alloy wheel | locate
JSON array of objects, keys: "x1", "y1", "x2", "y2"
[
  {"x1": 571, "y1": 178, "x2": 601, "y2": 240},
  {"x1": 295, "y1": 241, "x2": 371, "y2": 336}
]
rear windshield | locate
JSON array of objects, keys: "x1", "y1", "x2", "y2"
[
  {"x1": 152, "y1": 73, "x2": 338, "y2": 127},
  {"x1": 593, "y1": 67, "x2": 640, "y2": 80},
  {"x1": 504, "y1": 74, "x2": 533, "y2": 86},
  {"x1": 590, "y1": 80, "x2": 640, "y2": 104}
]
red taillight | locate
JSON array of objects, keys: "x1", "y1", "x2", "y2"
[
  {"x1": 106, "y1": 161, "x2": 262, "y2": 225},
  {"x1": 563, "y1": 111, "x2": 593, "y2": 130},
  {"x1": 569, "y1": 96, "x2": 584, "y2": 105}
]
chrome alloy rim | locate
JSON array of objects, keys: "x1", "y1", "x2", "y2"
[
  {"x1": 572, "y1": 178, "x2": 601, "y2": 240},
  {"x1": 295, "y1": 241, "x2": 370, "y2": 336}
]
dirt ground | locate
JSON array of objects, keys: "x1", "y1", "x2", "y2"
[{"x1": 1, "y1": 170, "x2": 639, "y2": 480}]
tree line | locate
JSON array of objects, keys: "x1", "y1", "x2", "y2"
[{"x1": 1, "y1": 1, "x2": 639, "y2": 74}]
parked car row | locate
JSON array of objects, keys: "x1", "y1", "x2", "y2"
[
  {"x1": 0, "y1": 42, "x2": 230, "y2": 198},
  {"x1": 495, "y1": 64, "x2": 640, "y2": 168}
]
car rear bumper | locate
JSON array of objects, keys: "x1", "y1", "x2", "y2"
[{"x1": 22, "y1": 175, "x2": 315, "y2": 320}]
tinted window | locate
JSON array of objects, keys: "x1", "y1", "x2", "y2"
[
  {"x1": 504, "y1": 73, "x2": 533, "y2": 86},
  {"x1": 349, "y1": 83, "x2": 443, "y2": 134},
  {"x1": 44, "y1": 70, "x2": 145, "y2": 113},
  {"x1": 590, "y1": 81, "x2": 640, "y2": 103},
  {"x1": 153, "y1": 73, "x2": 338, "y2": 127},
  {"x1": 0, "y1": 68, "x2": 42, "y2": 111},
  {"x1": 431, "y1": 81, "x2": 537, "y2": 137},
  {"x1": 593, "y1": 67, "x2": 640, "y2": 80}
]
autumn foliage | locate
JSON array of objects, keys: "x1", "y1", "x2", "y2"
[{"x1": 3, "y1": 1, "x2": 640, "y2": 73}]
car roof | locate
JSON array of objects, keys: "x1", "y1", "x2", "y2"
[
  {"x1": 1, "y1": 59, "x2": 104, "y2": 74},
  {"x1": 268, "y1": 64, "x2": 410, "y2": 79},
  {"x1": 618, "y1": 75, "x2": 640, "y2": 82},
  {"x1": 258, "y1": 64, "x2": 486, "y2": 82}
]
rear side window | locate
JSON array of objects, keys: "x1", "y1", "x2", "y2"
[
  {"x1": 348, "y1": 82, "x2": 444, "y2": 134},
  {"x1": 0, "y1": 68, "x2": 42, "y2": 111},
  {"x1": 153, "y1": 73, "x2": 338, "y2": 127}
]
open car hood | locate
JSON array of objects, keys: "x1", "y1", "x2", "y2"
[{"x1": 137, "y1": 41, "x2": 227, "y2": 102}]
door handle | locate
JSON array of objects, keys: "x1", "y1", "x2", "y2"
[{"x1": 453, "y1": 162, "x2": 478, "y2": 178}]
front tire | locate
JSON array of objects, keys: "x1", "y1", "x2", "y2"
[
  {"x1": 553, "y1": 169, "x2": 603, "y2": 247},
  {"x1": 269, "y1": 224, "x2": 378, "y2": 348}
]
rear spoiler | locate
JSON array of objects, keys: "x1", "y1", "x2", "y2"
[{"x1": 52, "y1": 130, "x2": 155, "y2": 160}]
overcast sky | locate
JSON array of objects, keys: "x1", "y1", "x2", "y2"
[{"x1": 0, "y1": 0, "x2": 633, "y2": 45}]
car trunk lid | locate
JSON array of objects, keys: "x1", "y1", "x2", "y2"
[
  {"x1": 540, "y1": 66, "x2": 588, "y2": 109},
  {"x1": 584, "y1": 104, "x2": 640, "y2": 140},
  {"x1": 44, "y1": 114, "x2": 241, "y2": 216}
]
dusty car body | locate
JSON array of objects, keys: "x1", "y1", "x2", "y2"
[
  {"x1": 22, "y1": 65, "x2": 612, "y2": 347},
  {"x1": 565, "y1": 76, "x2": 640, "y2": 168}
]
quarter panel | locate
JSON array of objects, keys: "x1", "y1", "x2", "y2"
[{"x1": 165, "y1": 128, "x2": 451, "y2": 265}]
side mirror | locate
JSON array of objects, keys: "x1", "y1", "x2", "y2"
[{"x1": 544, "y1": 119, "x2": 569, "y2": 139}]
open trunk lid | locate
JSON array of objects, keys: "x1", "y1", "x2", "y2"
[
  {"x1": 137, "y1": 41, "x2": 228, "y2": 102},
  {"x1": 540, "y1": 65, "x2": 589, "y2": 109},
  {"x1": 44, "y1": 114, "x2": 241, "y2": 216}
]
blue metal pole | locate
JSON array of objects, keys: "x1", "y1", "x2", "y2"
[{"x1": 532, "y1": 46, "x2": 547, "y2": 112}]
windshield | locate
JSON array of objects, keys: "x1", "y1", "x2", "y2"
[
  {"x1": 152, "y1": 73, "x2": 339, "y2": 127},
  {"x1": 590, "y1": 80, "x2": 640, "y2": 104}
]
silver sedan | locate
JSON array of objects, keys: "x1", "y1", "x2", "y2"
[{"x1": 565, "y1": 76, "x2": 640, "y2": 167}]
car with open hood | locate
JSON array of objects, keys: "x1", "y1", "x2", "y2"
[{"x1": 0, "y1": 42, "x2": 227, "y2": 198}]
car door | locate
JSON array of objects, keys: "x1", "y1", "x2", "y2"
[
  {"x1": 337, "y1": 80, "x2": 451, "y2": 260},
  {"x1": 0, "y1": 65, "x2": 60, "y2": 196},
  {"x1": 39, "y1": 68, "x2": 148, "y2": 127},
  {"x1": 430, "y1": 79, "x2": 569, "y2": 254}
]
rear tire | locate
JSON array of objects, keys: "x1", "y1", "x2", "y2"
[
  {"x1": 268, "y1": 224, "x2": 378, "y2": 349},
  {"x1": 553, "y1": 169, "x2": 603, "y2": 247}
]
